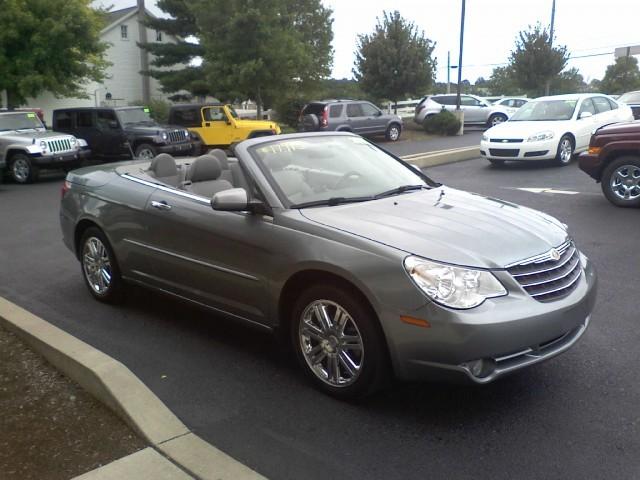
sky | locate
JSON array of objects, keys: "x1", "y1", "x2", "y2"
[{"x1": 101, "y1": 0, "x2": 640, "y2": 84}]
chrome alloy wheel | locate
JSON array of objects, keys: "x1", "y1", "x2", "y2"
[
  {"x1": 559, "y1": 138, "x2": 573, "y2": 163},
  {"x1": 388, "y1": 126, "x2": 400, "y2": 141},
  {"x1": 12, "y1": 158, "x2": 30, "y2": 183},
  {"x1": 82, "y1": 237, "x2": 112, "y2": 295},
  {"x1": 137, "y1": 148, "x2": 155, "y2": 160},
  {"x1": 610, "y1": 164, "x2": 640, "y2": 201},
  {"x1": 299, "y1": 300, "x2": 364, "y2": 387}
]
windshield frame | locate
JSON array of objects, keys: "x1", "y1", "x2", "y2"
[
  {"x1": 508, "y1": 99, "x2": 579, "y2": 122},
  {"x1": 247, "y1": 134, "x2": 439, "y2": 209},
  {"x1": 0, "y1": 112, "x2": 45, "y2": 132}
]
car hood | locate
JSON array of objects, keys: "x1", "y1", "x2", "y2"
[
  {"x1": 596, "y1": 120, "x2": 640, "y2": 135},
  {"x1": 0, "y1": 129, "x2": 75, "y2": 143},
  {"x1": 299, "y1": 186, "x2": 568, "y2": 269},
  {"x1": 486, "y1": 120, "x2": 571, "y2": 138}
]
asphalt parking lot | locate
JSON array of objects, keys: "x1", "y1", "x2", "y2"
[{"x1": 1, "y1": 157, "x2": 638, "y2": 480}]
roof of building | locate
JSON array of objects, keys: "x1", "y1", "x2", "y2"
[{"x1": 105, "y1": 6, "x2": 138, "y2": 26}]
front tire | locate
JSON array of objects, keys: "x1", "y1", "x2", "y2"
[
  {"x1": 601, "y1": 156, "x2": 640, "y2": 207},
  {"x1": 385, "y1": 123, "x2": 401, "y2": 141},
  {"x1": 135, "y1": 143, "x2": 157, "y2": 160},
  {"x1": 290, "y1": 283, "x2": 389, "y2": 400},
  {"x1": 9, "y1": 154, "x2": 39, "y2": 184},
  {"x1": 555, "y1": 135, "x2": 574, "y2": 166},
  {"x1": 487, "y1": 113, "x2": 507, "y2": 127},
  {"x1": 80, "y1": 227, "x2": 123, "y2": 303}
]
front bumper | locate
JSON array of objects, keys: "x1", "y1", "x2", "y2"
[
  {"x1": 578, "y1": 151, "x2": 603, "y2": 181},
  {"x1": 388, "y1": 256, "x2": 597, "y2": 384},
  {"x1": 157, "y1": 142, "x2": 193, "y2": 156},
  {"x1": 480, "y1": 138, "x2": 557, "y2": 161},
  {"x1": 31, "y1": 149, "x2": 91, "y2": 167}
]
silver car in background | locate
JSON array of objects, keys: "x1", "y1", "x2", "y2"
[
  {"x1": 414, "y1": 93, "x2": 521, "y2": 127},
  {"x1": 60, "y1": 133, "x2": 597, "y2": 399}
]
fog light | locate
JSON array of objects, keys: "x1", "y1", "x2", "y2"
[{"x1": 464, "y1": 358, "x2": 496, "y2": 378}]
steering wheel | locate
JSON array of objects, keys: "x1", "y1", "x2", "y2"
[{"x1": 334, "y1": 170, "x2": 363, "y2": 189}]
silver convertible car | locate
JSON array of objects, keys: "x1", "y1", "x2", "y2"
[{"x1": 60, "y1": 132, "x2": 597, "y2": 399}]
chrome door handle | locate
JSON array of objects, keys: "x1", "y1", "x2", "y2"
[{"x1": 151, "y1": 200, "x2": 172, "y2": 211}]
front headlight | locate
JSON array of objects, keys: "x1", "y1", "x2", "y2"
[
  {"x1": 39, "y1": 140, "x2": 47, "y2": 153},
  {"x1": 481, "y1": 133, "x2": 488, "y2": 141},
  {"x1": 527, "y1": 131, "x2": 554, "y2": 142},
  {"x1": 161, "y1": 131, "x2": 168, "y2": 141},
  {"x1": 404, "y1": 256, "x2": 507, "y2": 309},
  {"x1": 69, "y1": 137, "x2": 77, "y2": 146},
  {"x1": 184, "y1": 130, "x2": 189, "y2": 138}
]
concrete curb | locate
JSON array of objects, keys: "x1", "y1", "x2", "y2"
[
  {"x1": 0, "y1": 296, "x2": 266, "y2": 480},
  {"x1": 401, "y1": 146, "x2": 479, "y2": 168}
]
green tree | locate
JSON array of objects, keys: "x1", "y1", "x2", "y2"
[
  {"x1": 509, "y1": 24, "x2": 568, "y2": 97},
  {"x1": 0, "y1": 0, "x2": 109, "y2": 108},
  {"x1": 551, "y1": 67, "x2": 586, "y2": 94},
  {"x1": 487, "y1": 66, "x2": 520, "y2": 95},
  {"x1": 140, "y1": 0, "x2": 210, "y2": 100},
  {"x1": 192, "y1": 0, "x2": 333, "y2": 117},
  {"x1": 600, "y1": 56, "x2": 640, "y2": 94},
  {"x1": 353, "y1": 11, "x2": 436, "y2": 111}
]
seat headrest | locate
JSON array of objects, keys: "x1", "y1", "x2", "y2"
[
  {"x1": 188, "y1": 155, "x2": 222, "y2": 182},
  {"x1": 209, "y1": 149, "x2": 229, "y2": 169},
  {"x1": 149, "y1": 153, "x2": 178, "y2": 177}
]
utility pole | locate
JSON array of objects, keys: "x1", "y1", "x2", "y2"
[
  {"x1": 455, "y1": 0, "x2": 465, "y2": 111},
  {"x1": 447, "y1": 51, "x2": 451, "y2": 94},
  {"x1": 545, "y1": 0, "x2": 556, "y2": 95}
]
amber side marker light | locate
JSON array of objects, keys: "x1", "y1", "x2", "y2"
[
  {"x1": 588, "y1": 146, "x2": 602, "y2": 155},
  {"x1": 400, "y1": 316, "x2": 431, "y2": 328}
]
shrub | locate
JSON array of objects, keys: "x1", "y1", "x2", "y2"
[
  {"x1": 273, "y1": 95, "x2": 307, "y2": 129},
  {"x1": 423, "y1": 109, "x2": 461, "y2": 135},
  {"x1": 129, "y1": 98, "x2": 170, "y2": 124}
]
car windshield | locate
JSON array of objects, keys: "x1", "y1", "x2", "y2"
[
  {"x1": 0, "y1": 112, "x2": 45, "y2": 131},
  {"x1": 509, "y1": 99, "x2": 578, "y2": 121},
  {"x1": 618, "y1": 92, "x2": 640, "y2": 104},
  {"x1": 251, "y1": 136, "x2": 432, "y2": 207},
  {"x1": 116, "y1": 108, "x2": 155, "y2": 125}
]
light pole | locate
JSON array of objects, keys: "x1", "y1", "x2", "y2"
[{"x1": 453, "y1": 0, "x2": 466, "y2": 135}]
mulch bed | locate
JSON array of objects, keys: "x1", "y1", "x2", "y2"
[{"x1": 0, "y1": 325, "x2": 146, "y2": 479}]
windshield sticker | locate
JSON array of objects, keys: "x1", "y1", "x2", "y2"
[
  {"x1": 143, "y1": 108, "x2": 150, "y2": 113},
  {"x1": 27, "y1": 113, "x2": 36, "y2": 118}
]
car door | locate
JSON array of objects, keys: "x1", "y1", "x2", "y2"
[
  {"x1": 197, "y1": 106, "x2": 234, "y2": 146},
  {"x1": 141, "y1": 186, "x2": 273, "y2": 325},
  {"x1": 575, "y1": 98, "x2": 597, "y2": 150},
  {"x1": 592, "y1": 96, "x2": 615, "y2": 126},
  {"x1": 460, "y1": 95, "x2": 486, "y2": 123},
  {"x1": 345, "y1": 103, "x2": 366, "y2": 134},
  {"x1": 360, "y1": 102, "x2": 386, "y2": 134},
  {"x1": 74, "y1": 110, "x2": 101, "y2": 153},
  {"x1": 95, "y1": 110, "x2": 128, "y2": 156}
]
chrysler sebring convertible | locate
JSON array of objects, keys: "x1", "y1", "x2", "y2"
[{"x1": 60, "y1": 133, "x2": 597, "y2": 399}]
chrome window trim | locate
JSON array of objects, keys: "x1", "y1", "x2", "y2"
[
  {"x1": 124, "y1": 238, "x2": 259, "y2": 282},
  {"x1": 122, "y1": 173, "x2": 210, "y2": 205}
]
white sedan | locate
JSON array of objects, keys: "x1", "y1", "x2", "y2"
[{"x1": 480, "y1": 94, "x2": 634, "y2": 166}]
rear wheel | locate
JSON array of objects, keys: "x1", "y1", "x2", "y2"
[
  {"x1": 601, "y1": 156, "x2": 640, "y2": 207},
  {"x1": 135, "y1": 143, "x2": 157, "y2": 160},
  {"x1": 290, "y1": 283, "x2": 389, "y2": 400},
  {"x1": 555, "y1": 135, "x2": 574, "y2": 166},
  {"x1": 79, "y1": 227, "x2": 123, "y2": 303},
  {"x1": 9, "y1": 153, "x2": 39, "y2": 184},
  {"x1": 385, "y1": 123, "x2": 401, "y2": 141}
]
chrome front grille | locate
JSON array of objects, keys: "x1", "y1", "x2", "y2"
[
  {"x1": 167, "y1": 130, "x2": 188, "y2": 143},
  {"x1": 507, "y1": 240, "x2": 582, "y2": 302},
  {"x1": 46, "y1": 137, "x2": 73, "y2": 153}
]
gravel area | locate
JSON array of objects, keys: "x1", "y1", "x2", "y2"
[{"x1": 0, "y1": 325, "x2": 146, "y2": 480}]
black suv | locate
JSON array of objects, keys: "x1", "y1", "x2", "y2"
[
  {"x1": 52, "y1": 107, "x2": 195, "y2": 160},
  {"x1": 299, "y1": 100, "x2": 403, "y2": 141}
]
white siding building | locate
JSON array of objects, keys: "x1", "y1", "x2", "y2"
[{"x1": 21, "y1": 6, "x2": 176, "y2": 124}]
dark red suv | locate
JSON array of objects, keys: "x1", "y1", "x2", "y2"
[{"x1": 579, "y1": 121, "x2": 640, "y2": 207}]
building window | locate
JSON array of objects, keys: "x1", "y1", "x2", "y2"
[
  {"x1": 121, "y1": 25, "x2": 128, "y2": 40},
  {"x1": 156, "y1": 30, "x2": 162, "y2": 42}
]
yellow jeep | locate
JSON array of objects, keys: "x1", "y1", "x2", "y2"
[{"x1": 168, "y1": 104, "x2": 281, "y2": 150}]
